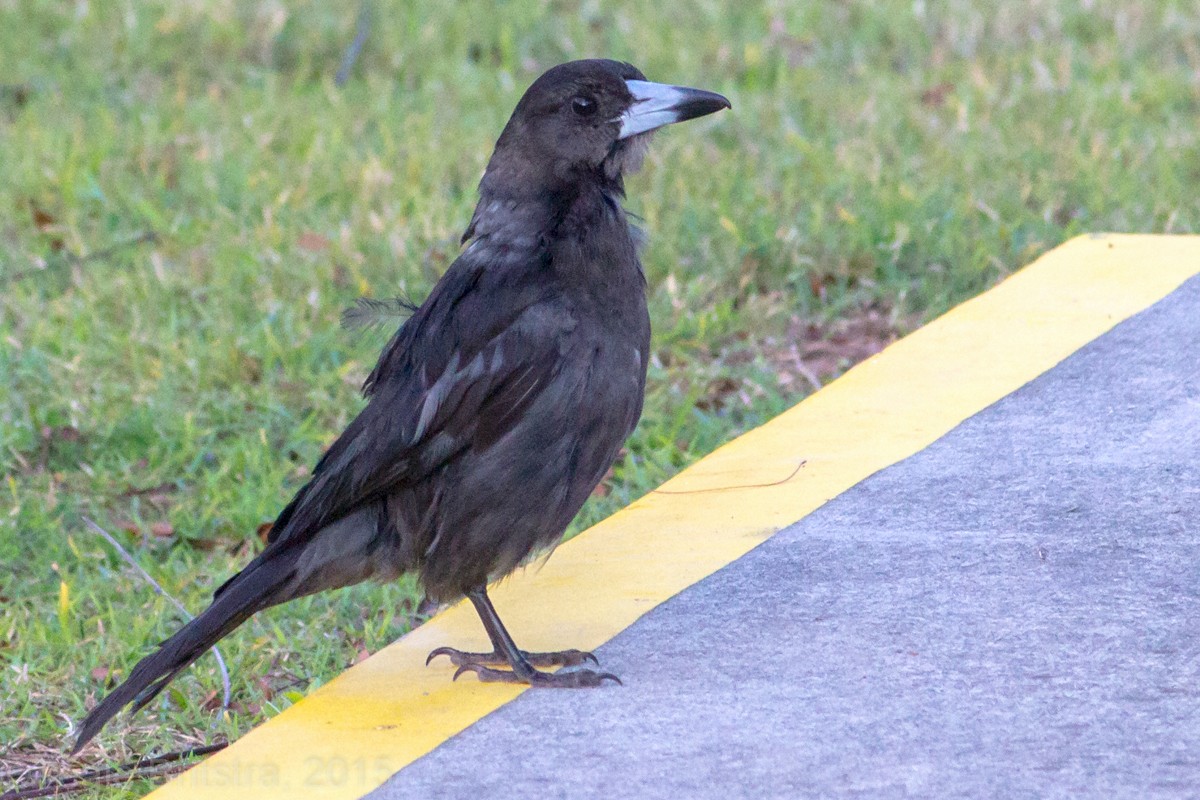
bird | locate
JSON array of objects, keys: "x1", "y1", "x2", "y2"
[{"x1": 72, "y1": 58, "x2": 729, "y2": 752}]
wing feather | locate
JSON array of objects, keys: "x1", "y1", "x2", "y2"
[{"x1": 265, "y1": 251, "x2": 569, "y2": 551}]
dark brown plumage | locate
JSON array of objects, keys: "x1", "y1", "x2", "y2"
[{"x1": 74, "y1": 59, "x2": 728, "y2": 752}]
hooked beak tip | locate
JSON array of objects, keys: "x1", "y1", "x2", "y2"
[{"x1": 674, "y1": 90, "x2": 731, "y2": 122}]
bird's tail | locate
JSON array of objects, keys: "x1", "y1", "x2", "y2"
[{"x1": 71, "y1": 548, "x2": 297, "y2": 753}]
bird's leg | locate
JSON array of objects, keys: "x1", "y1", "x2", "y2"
[
  {"x1": 425, "y1": 587, "x2": 620, "y2": 686},
  {"x1": 425, "y1": 586, "x2": 595, "y2": 670}
]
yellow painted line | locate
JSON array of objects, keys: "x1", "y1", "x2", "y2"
[{"x1": 148, "y1": 233, "x2": 1200, "y2": 799}]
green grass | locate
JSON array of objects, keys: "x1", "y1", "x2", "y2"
[{"x1": 2, "y1": 0, "x2": 1198, "y2": 795}]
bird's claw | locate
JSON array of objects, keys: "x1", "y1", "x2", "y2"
[
  {"x1": 452, "y1": 663, "x2": 621, "y2": 687},
  {"x1": 425, "y1": 646, "x2": 459, "y2": 666}
]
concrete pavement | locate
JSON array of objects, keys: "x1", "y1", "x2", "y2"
[{"x1": 375, "y1": 270, "x2": 1200, "y2": 799}]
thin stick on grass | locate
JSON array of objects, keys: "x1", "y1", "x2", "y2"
[
  {"x1": 80, "y1": 517, "x2": 232, "y2": 724},
  {"x1": 335, "y1": 0, "x2": 373, "y2": 86},
  {"x1": 788, "y1": 343, "x2": 824, "y2": 392},
  {"x1": 1, "y1": 742, "x2": 228, "y2": 800},
  {"x1": 3, "y1": 231, "x2": 158, "y2": 284}
]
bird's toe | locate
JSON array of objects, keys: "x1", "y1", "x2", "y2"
[
  {"x1": 451, "y1": 663, "x2": 621, "y2": 687},
  {"x1": 521, "y1": 648, "x2": 599, "y2": 668}
]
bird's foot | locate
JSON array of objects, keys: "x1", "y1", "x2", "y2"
[
  {"x1": 452, "y1": 663, "x2": 622, "y2": 687},
  {"x1": 426, "y1": 646, "x2": 598, "y2": 669}
]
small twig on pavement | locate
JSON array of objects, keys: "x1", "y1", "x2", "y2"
[
  {"x1": 335, "y1": 0, "x2": 373, "y2": 86},
  {"x1": 80, "y1": 517, "x2": 232, "y2": 720},
  {"x1": 652, "y1": 460, "x2": 807, "y2": 495},
  {"x1": 1, "y1": 742, "x2": 227, "y2": 800}
]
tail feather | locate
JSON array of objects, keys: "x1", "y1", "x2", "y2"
[
  {"x1": 71, "y1": 552, "x2": 296, "y2": 753},
  {"x1": 73, "y1": 503, "x2": 392, "y2": 753}
]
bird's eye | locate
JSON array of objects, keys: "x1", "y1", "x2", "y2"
[{"x1": 571, "y1": 95, "x2": 598, "y2": 117}]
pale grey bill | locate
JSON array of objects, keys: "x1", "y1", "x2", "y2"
[{"x1": 617, "y1": 79, "x2": 731, "y2": 139}]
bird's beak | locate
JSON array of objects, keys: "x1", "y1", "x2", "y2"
[{"x1": 618, "y1": 80, "x2": 731, "y2": 139}]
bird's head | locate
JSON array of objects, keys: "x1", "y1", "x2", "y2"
[{"x1": 481, "y1": 59, "x2": 730, "y2": 198}]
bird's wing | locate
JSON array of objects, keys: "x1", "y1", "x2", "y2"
[{"x1": 264, "y1": 253, "x2": 569, "y2": 551}]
